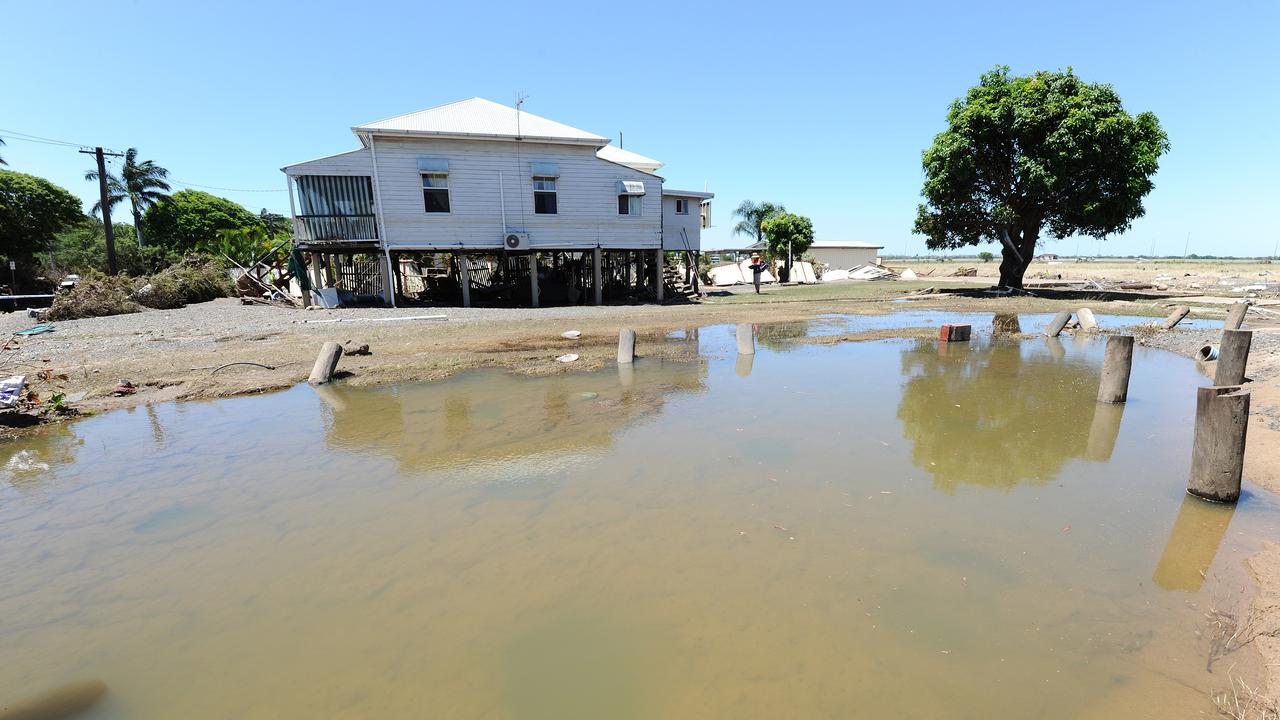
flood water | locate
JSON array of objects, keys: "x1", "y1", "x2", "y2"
[{"x1": 2, "y1": 314, "x2": 1277, "y2": 718}]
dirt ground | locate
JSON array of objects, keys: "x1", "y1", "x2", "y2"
[{"x1": 4, "y1": 282, "x2": 1280, "y2": 704}]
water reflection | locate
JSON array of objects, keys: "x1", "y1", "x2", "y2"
[
  {"x1": 896, "y1": 338, "x2": 1105, "y2": 491},
  {"x1": 1085, "y1": 402, "x2": 1126, "y2": 462},
  {"x1": 320, "y1": 363, "x2": 707, "y2": 475},
  {"x1": 0, "y1": 424, "x2": 82, "y2": 492},
  {"x1": 735, "y1": 353, "x2": 754, "y2": 377},
  {"x1": 1153, "y1": 496, "x2": 1235, "y2": 591}
]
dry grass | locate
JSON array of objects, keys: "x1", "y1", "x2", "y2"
[{"x1": 1213, "y1": 670, "x2": 1278, "y2": 720}]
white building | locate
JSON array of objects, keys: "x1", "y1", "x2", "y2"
[
  {"x1": 282, "y1": 98, "x2": 712, "y2": 307},
  {"x1": 805, "y1": 240, "x2": 884, "y2": 270}
]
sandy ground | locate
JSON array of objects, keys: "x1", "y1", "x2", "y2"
[{"x1": 4, "y1": 282, "x2": 1280, "y2": 703}]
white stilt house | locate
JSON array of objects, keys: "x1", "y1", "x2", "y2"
[{"x1": 282, "y1": 98, "x2": 712, "y2": 307}]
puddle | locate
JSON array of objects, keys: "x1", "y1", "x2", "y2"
[{"x1": 0, "y1": 319, "x2": 1275, "y2": 718}]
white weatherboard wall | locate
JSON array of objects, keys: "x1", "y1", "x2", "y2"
[
  {"x1": 662, "y1": 195, "x2": 702, "y2": 252},
  {"x1": 809, "y1": 246, "x2": 881, "y2": 270},
  {"x1": 370, "y1": 137, "x2": 663, "y2": 251},
  {"x1": 283, "y1": 148, "x2": 373, "y2": 176}
]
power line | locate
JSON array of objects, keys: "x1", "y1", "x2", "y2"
[{"x1": 169, "y1": 178, "x2": 284, "y2": 193}]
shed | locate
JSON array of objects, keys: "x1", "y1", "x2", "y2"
[{"x1": 805, "y1": 240, "x2": 884, "y2": 270}]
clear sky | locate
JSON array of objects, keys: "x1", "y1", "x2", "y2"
[{"x1": 4, "y1": 0, "x2": 1277, "y2": 257}]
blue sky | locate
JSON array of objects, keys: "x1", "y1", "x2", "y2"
[{"x1": 4, "y1": 0, "x2": 1277, "y2": 256}]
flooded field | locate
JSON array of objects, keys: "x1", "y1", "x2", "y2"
[{"x1": 1, "y1": 314, "x2": 1276, "y2": 718}]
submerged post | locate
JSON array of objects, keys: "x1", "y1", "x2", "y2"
[
  {"x1": 1188, "y1": 386, "x2": 1249, "y2": 503},
  {"x1": 1161, "y1": 305, "x2": 1191, "y2": 330},
  {"x1": 1097, "y1": 335, "x2": 1134, "y2": 403},
  {"x1": 1225, "y1": 302, "x2": 1249, "y2": 330},
  {"x1": 308, "y1": 342, "x2": 343, "y2": 385},
  {"x1": 736, "y1": 323, "x2": 755, "y2": 355},
  {"x1": 1076, "y1": 308, "x2": 1099, "y2": 332},
  {"x1": 617, "y1": 328, "x2": 636, "y2": 364},
  {"x1": 1214, "y1": 329, "x2": 1252, "y2": 386},
  {"x1": 1044, "y1": 310, "x2": 1072, "y2": 338}
]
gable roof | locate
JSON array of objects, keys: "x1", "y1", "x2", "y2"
[
  {"x1": 810, "y1": 240, "x2": 884, "y2": 249},
  {"x1": 354, "y1": 97, "x2": 609, "y2": 146},
  {"x1": 596, "y1": 145, "x2": 664, "y2": 173}
]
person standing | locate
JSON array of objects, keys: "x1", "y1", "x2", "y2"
[{"x1": 747, "y1": 254, "x2": 766, "y2": 294}]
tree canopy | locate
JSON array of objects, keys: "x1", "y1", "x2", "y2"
[
  {"x1": 761, "y1": 212, "x2": 814, "y2": 280},
  {"x1": 913, "y1": 67, "x2": 1169, "y2": 288},
  {"x1": 0, "y1": 169, "x2": 83, "y2": 263},
  {"x1": 141, "y1": 189, "x2": 260, "y2": 254},
  {"x1": 731, "y1": 200, "x2": 786, "y2": 246},
  {"x1": 86, "y1": 148, "x2": 172, "y2": 247}
]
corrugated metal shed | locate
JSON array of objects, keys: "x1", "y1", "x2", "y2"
[{"x1": 354, "y1": 97, "x2": 609, "y2": 145}]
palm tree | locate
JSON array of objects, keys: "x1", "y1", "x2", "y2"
[
  {"x1": 86, "y1": 148, "x2": 171, "y2": 247},
  {"x1": 731, "y1": 200, "x2": 786, "y2": 247}
]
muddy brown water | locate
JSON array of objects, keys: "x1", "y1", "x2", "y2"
[{"x1": 1, "y1": 315, "x2": 1277, "y2": 718}]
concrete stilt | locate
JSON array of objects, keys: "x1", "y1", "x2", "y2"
[
  {"x1": 655, "y1": 248, "x2": 664, "y2": 303},
  {"x1": 1077, "y1": 308, "x2": 1099, "y2": 332},
  {"x1": 1044, "y1": 310, "x2": 1072, "y2": 338},
  {"x1": 593, "y1": 248, "x2": 603, "y2": 306},
  {"x1": 1097, "y1": 335, "x2": 1134, "y2": 403},
  {"x1": 1213, "y1": 329, "x2": 1252, "y2": 386},
  {"x1": 529, "y1": 253, "x2": 539, "y2": 308},
  {"x1": 1161, "y1": 306, "x2": 1191, "y2": 330},
  {"x1": 310, "y1": 252, "x2": 324, "y2": 293},
  {"x1": 1225, "y1": 302, "x2": 1249, "y2": 330},
  {"x1": 308, "y1": 342, "x2": 343, "y2": 385},
  {"x1": 459, "y1": 254, "x2": 471, "y2": 308},
  {"x1": 736, "y1": 323, "x2": 755, "y2": 355},
  {"x1": 617, "y1": 328, "x2": 636, "y2": 364},
  {"x1": 1188, "y1": 386, "x2": 1249, "y2": 503}
]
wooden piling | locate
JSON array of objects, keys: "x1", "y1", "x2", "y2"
[
  {"x1": 736, "y1": 323, "x2": 755, "y2": 355},
  {"x1": 1225, "y1": 302, "x2": 1249, "y2": 330},
  {"x1": 1044, "y1": 310, "x2": 1072, "y2": 338},
  {"x1": 1076, "y1": 308, "x2": 1099, "y2": 332},
  {"x1": 617, "y1": 328, "x2": 636, "y2": 364},
  {"x1": 1161, "y1": 305, "x2": 1191, "y2": 330},
  {"x1": 1097, "y1": 335, "x2": 1134, "y2": 403},
  {"x1": 1213, "y1": 329, "x2": 1252, "y2": 386},
  {"x1": 1188, "y1": 386, "x2": 1249, "y2": 503},
  {"x1": 308, "y1": 342, "x2": 343, "y2": 385}
]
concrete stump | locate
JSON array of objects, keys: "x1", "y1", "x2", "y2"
[
  {"x1": 617, "y1": 328, "x2": 636, "y2": 364},
  {"x1": 1044, "y1": 311, "x2": 1072, "y2": 338},
  {"x1": 1097, "y1": 335, "x2": 1134, "y2": 403},
  {"x1": 1213, "y1": 329, "x2": 1252, "y2": 386},
  {"x1": 1077, "y1": 308, "x2": 1099, "y2": 332},
  {"x1": 736, "y1": 323, "x2": 755, "y2": 355},
  {"x1": 1225, "y1": 302, "x2": 1249, "y2": 330},
  {"x1": 308, "y1": 342, "x2": 343, "y2": 385},
  {"x1": 939, "y1": 324, "x2": 971, "y2": 342},
  {"x1": 1188, "y1": 386, "x2": 1249, "y2": 503},
  {"x1": 1161, "y1": 306, "x2": 1191, "y2": 330}
]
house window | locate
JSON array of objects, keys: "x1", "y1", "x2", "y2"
[
  {"x1": 675, "y1": 198, "x2": 689, "y2": 215},
  {"x1": 618, "y1": 195, "x2": 642, "y2": 216},
  {"x1": 533, "y1": 176, "x2": 557, "y2": 214},
  {"x1": 422, "y1": 174, "x2": 450, "y2": 213}
]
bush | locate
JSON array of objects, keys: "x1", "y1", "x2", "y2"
[{"x1": 44, "y1": 272, "x2": 142, "y2": 320}]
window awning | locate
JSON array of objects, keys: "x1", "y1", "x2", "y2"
[
  {"x1": 617, "y1": 180, "x2": 646, "y2": 195},
  {"x1": 530, "y1": 161, "x2": 560, "y2": 177},
  {"x1": 417, "y1": 157, "x2": 449, "y2": 173}
]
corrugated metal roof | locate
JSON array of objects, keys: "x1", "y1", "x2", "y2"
[
  {"x1": 354, "y1": 97, "x2": 609, "y2": 145},
  {"x1": 596, "y1": 145, "x2": 664, "y2": 172}
]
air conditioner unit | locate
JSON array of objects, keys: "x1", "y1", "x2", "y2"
[{"x1": 503, "y1": 232, "x2": 530, "y2": 251}]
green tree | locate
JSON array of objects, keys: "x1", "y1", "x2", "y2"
[
  {"x1": 0, "y1": 169, "x2": 83, "y2": 267},
  {"x1": 48, "y1": 215, "x2": 176, "y2": 277},
  {"x1": 914, "y1": 67, "x2": 1169, "y2": 288},
  {"x1": 258, "y1": 208, "x2": 289, "y2": 238},
  {"x1": 85, "y1": 147, "x2": 172, "y2": 248},
  {"x1": 141, "y1": 189, "x2": 260, "y2": 254},
  {"x1": 760, "y1": 212, "x2": 814, "y2": 282},
  {"x1": 978, "y1": 251, "x2": 994, "y2": 263},
  {"x1": 731, "y1": 200, "x2": 786, "y2": 247}
]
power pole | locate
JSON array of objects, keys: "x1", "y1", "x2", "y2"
[{"x1": 80, "y1": 146, "x2": 124, "y2": 275}]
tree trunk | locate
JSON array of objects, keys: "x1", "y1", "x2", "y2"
[
  {"x1": 995, "y1": 225, "x2": 1039, "y2": 289},
  {"x1": 133, "y1": 207, "x2": 145, "y2": 248}
]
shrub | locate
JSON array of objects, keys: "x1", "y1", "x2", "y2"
[{"x1": 44, "y1": 272, "x2": 141, "y2": 320}]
